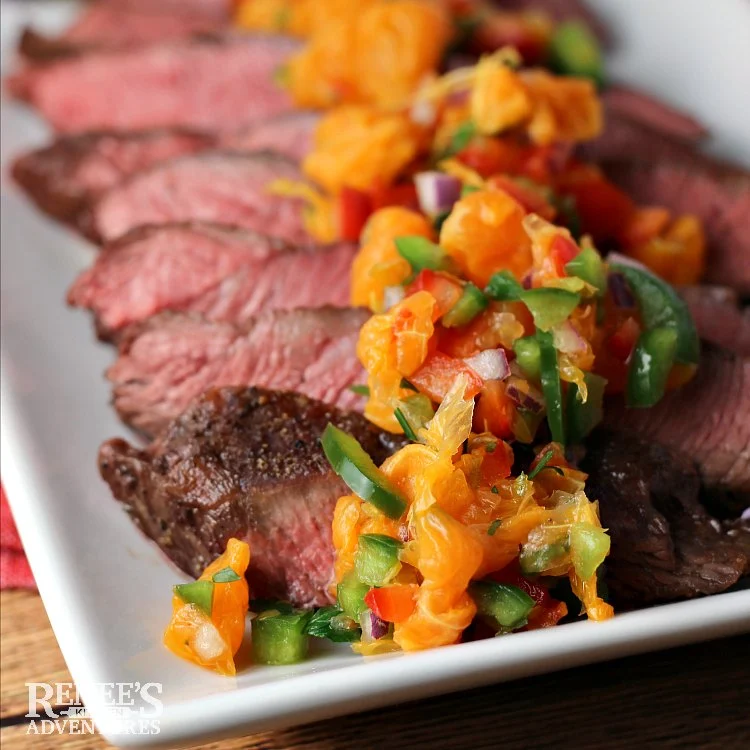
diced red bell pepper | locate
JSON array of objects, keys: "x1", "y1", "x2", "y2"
[
  {"x1": 549, "y1": 234, "x2": 580, "y2": 277},
  {"x1": 525, "y1": 600, "x2": 568, "y2": 629},
  {"x1": 478, "y1": 438, "x2": 514, "y2": 484},
  {"x1": 407, "y1": 270, "x2": 464, "y2": 319},
  {"x1": 364, "y1": 584, "x2": 418, "y2": 623},
  {"x1": 457, "y1": 138, "x2": 523, "y2": 179},
  {"x1": 410, "y1": 352, "x2": 484, "y2": 402},
  {"x1": 370, "y1": 182, "x2": 420, "y2": 212},
  {"x1": 486, "y1": 174, "x2": 556, "y2": 220},
  {"x1": 607, "y1": 316, "x2": 641, "y2": 361},
  {"x1": 338, "y1": 186, "x2": 373, "y2": 242},
  {"x1": 473, "y1": 380, "x2": 514, "y2": 441},
  {"x1": 559, "y1": 176, "x2": 635, "y2": 243}
]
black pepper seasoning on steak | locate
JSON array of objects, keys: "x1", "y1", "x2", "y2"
[{"x1": 99, "y1": 387, "x2": 405, "y2": 608}]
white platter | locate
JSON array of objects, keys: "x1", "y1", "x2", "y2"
[{"x1": 1, "y1": 2, "x2": 749, "y2": 748}]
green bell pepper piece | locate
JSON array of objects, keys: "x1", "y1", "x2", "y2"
[
  {"x1": 626, "y1": 327, "x2": 678, "y2": 408},
  {"x1": 520, "y1": 288, "x2": 580, "y2": 331},
  {"x1": 569, "y1": 523, "x2": 610, "y2": 581},
  {"x1": 519, "y1": 540, "x2": 569, "y2": 576},
  {"x1": 609, "y1": 263, "x2": 699, "y2": 365},
  {"x1": 566, "y1": 372, "x2": 608, "y2": 444},
  {"x1": 536, "y1": 330, "x2": 565, "y2": 444},
  {"x1": 548, "y1": 21, "x2": 605, "y2": 87},
  {"x1": 513, "y1": 336, "x2": 541, "y2": 380},
  {"x1": 395, "y1": 236, "x2": 455, "y2": 272},
  {"x1": 336, "y1": 573, "x2": 371, "y2": 621},
  {"x1": 485, "y1": 270, "x2": 523, "y2": 301},
  {"x1": 565, "y1": 244, "x2": 606, "y2": 294},
  {"x1": 173, "y1": 580, "x2": 214, "y2": 616},
  {"x1": 322, "y1": 424, "x2": 407, "y2": 519},
  {"x1": 469, "y1": 580, "x2": 535, "y2": 631},
  {"x1": 252, "y1": 608, "x2": 311, "y2": 665},
  {"x1": 442, "y1": 283, "x2": 488, "y2": 327},
  {"x1": 354, "y1": 534, "x2": 403, "y2": 587}
]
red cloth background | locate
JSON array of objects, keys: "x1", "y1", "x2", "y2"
[{"x1": 0, "y1": 486, "x2": 36, "y2": 589}]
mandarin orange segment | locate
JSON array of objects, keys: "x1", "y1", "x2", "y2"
[{"x1": 440, "y1": 189, "x2": 533, "y2": 286}]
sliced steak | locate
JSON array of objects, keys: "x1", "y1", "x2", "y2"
[
  {"x1": 220, "y1": 112, "x2": 320, "y2": 163},
  {"x1": 680, "y1": 286, "x2": 750, "y2": 356},
  {"x1": 18, "y1": 0, "x2": 229, "y2": 62},
  {"x1": 91, "y1": 151, "x2": 308, "y2": 243},
  {"x1": 11, "y1": 35, "x2": 296, "y2": 134},
  {"x1": 602, "y1": 159, "x2": 750, "y2": 293},
  {"x1": 582, "y1": 428, "x2": 747, "y2": 605},
  {"x1": 12, "y1": 129, "x2": 214, "y2": 232},
  {"x1": 98, "y1": 387, "x2": 403, "y2": 607},
  {"x1": 606, "y1": 346, "x2": 750, "y2": 508},
  {"x1": 67, "y1": 222, "x2": 354, "y2": 339},
  {"x1": 109, "y1": 307, "x2": 368, "y2": 437}
]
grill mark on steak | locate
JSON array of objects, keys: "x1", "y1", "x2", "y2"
[
  {"x1": 582, "y1": 428, "x2": 748, "y2": 605},
  {"x1": 67, "y1": 222, "x2": 355, "y2": 340},
  {"x1": 602, "y1": 159, "x2": 750, "y2": 294},
  {"x1": 98, "y1": 387, "x2": 405, "y2": 607},
  {"x1": 91, "y1": 151, "x2": 309, "y2": 243},
  {"x1": 605, "y1": 345, "x2": 750, "y2": 510},
  {"x1": 10, "y1": 34, "x2": 297, "y2": 134},
  {"x1": 108, "y1": 307, "x2": 369, "y2": 437},
  {"x1": 11, "y1": 129, "x2": 214, "y2": 233}
]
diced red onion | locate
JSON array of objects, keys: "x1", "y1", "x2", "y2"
[
  {"x1": 608, "y1": 272, "x2": 635, "y2": 308},
  {"x1": 552, "y1": 321, "x2": 588, "y2": 355},
  {"x1": 521, "y1": 271, "x2": 533, "y2": 290},
  {"x1": 359, "y1": 609, "x2": 389, "y2": 642},
  {"x1": 506, "y1": 379, "x2": 545, "y2": 414},
  {"x1": 415, "y1": 171, "x2": 461, "y2": 217},
  {"x1": 463, "y1": 349, "x2": 510, "y2": 381},
  {"x1": 383, "y1": 285, "x2": 406, "y2": 311}
]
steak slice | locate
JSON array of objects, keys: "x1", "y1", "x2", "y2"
[
  {"x1": 98, "y1": 387, "x2": 403, "y2": 607},
  {"x1": 220, "y1": 112, "x2": 320, "y2": 163},
  {"x1": 18, "y1": 0, "x2": 230, "y2": 61},
  {"x1": 91, "y1": 151, "x2": 308, "y2": 243},
  {"x1": 602, "y1": 159, "x2": 750, "y2": 294},
  {"x1": 581, "y1": 428, "x2": 747, "y2": 605},
  {"x1": 680, "y1": 286, "x2": 750, "y2": 357},
  {"x1": 606, "y1": 346, "x2": 750, "y2": 509},
  {"x1": 12, "y1": 129, "x2": 214, "y2": 233},
  {"x1": 67, "y1": 222, "x2": 354, "y2": 340},
  {"x1": 10, "y1": 35, "x2": 296, "y2": 134},
  {"x1": 109, "y1": 307, "x2": 368, "y2": 437}
]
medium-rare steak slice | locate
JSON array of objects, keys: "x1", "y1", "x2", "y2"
[
  {"x1": 91, "y1": 151, "x2": 308, "y2": 243},
  {"x1": 11, "y1": 35, "x2": 296, "y2": 134},
  {"x1": 602, "y1": 159, "x2": 750, "y2": 294},
  {"x1": 12, "y1": 129, "x2": 213, "y2": 232},
  {"x1": 98, "y1": 387, "x2": 404, "y2": 607},
  {"x1": 18, "y1": 0, "x2": 229, "y2": 61},
  {"x1": 582, "y1": 428, "x2": 747, "y2": 605},
  {"x1": 680, "y1": 286, "x2": 750, "y2": 357},
  {"x1": 606, "y1": 346, "x2": 750, "y2": 511},
  {"x1": 109, "y1": 307, "x2": 368, "y2": 436},
  {"x1": 220, "y1": 112, "x2": 320, "y2": 163},
  {"x1": 67, "y1": 222, "x2": 355, "y2": 339}
]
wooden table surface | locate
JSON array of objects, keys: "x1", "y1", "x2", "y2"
[{"x1": 1, "y1": 590, "x2": 749, "y2": 749}]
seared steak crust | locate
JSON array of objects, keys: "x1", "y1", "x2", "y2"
[
  {"x1": 12, "y1": 129, "x2": 213, "y2": 232},
  {"x1": 606, "y1": 346, "x2": 750, "y2": 510},
  {"x1": 583, "y1": 429, "x2": 748, "y2": 604},
  {"x1": 99, "y1": 387, "x2": 404, "y2": 607}
]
